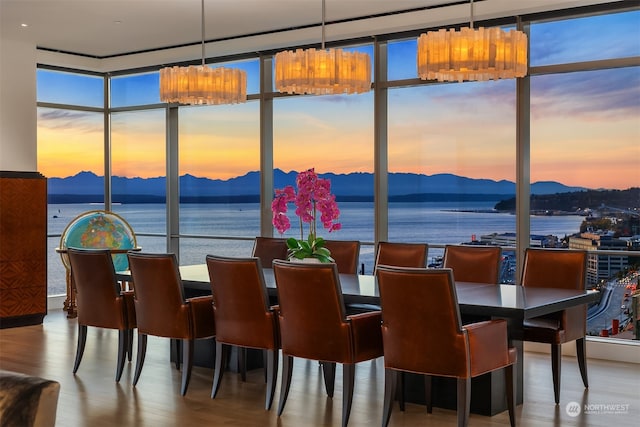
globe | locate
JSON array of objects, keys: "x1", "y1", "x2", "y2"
[{"x1": 59, "y1": 210, "x2": 137, "y2": 272}]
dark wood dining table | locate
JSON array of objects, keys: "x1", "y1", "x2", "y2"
[{"x1": 118, "y1": 264, "x2": 600, "y2": 416}]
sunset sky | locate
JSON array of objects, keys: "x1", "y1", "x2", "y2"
[{"x1": 37, "y1": 10, "x2": 639, "y2": 190}]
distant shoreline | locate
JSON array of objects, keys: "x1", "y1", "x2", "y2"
[
  {"x1": 443, "y1": 209, "x2": 585, "y2": 216},
  {"x1": 48, "y1": 187, "x2": 639, "y2": 212},
  {"x1": 48, "y1": 193, "x2": 511, "y2": 204}
]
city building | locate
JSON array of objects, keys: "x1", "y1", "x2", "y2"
[
  {"x1": 479, "y1": 232, "x2": 558, "y2": 248},
  {"x1": 570, "y1": 231, "x2": 630, "y2": 286}
]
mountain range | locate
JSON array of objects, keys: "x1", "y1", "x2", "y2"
[{"x1": 47, "y1": 170, "x2": 588, "y2": 204}]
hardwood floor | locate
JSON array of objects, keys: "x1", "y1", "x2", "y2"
[{"x1": 1, "y1": 310, "x2": 638, "y2": 427}]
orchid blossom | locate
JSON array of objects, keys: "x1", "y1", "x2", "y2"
[{"x1": 271, "y1": 168, "x2": 341, "y2": 262}]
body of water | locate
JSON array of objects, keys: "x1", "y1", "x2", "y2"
[{"x1": 47, "y1": 201, "x2": 586, "y2": 296}]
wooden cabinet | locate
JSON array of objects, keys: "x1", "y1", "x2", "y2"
[{"x1": 0, "y1": 171, "x2": 47, "y2": 328}]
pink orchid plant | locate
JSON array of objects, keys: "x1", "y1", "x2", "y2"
[{"x1": 271, "y1": 168, "x2": 341, "y2": 262}]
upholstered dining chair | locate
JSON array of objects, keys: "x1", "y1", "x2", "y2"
[
  {"x1": 376, "y1": 266, "x2": 516, "y2": 427},
  {"x1": 272, "y1": 260, "x2": 383, "y2": 427},
  {"x1": 366, "y1": 241, "x2": 431, "y2": 407},
  {"x1": 322, "y1": 239, "x2": 361, "y2": 274},
  {"x1": 127, "y1": 252, "x2": 215, "y2": 396},
  {"x1": 247, "y1": 236, "x2": 287, "y2": 376},
  {"x1": 67, "y1": 248, "x2": 136, "y2": 382},
  {"x1": 251, "y1": 236, "x2": 288, "y2": 267},
  {"x1": 346, "y1": 241, "x2": 428, "y2": 315},
  {"x1": 250, "y1": 236, "x2": 289, "y2": 335},
  {"x1": 443, "y1": 244, "x2": 503, "y2": 284},
  {"x1": 520, "y1": 248, "x2": 588, "y2": 404},
  {"x1": 374, "y1": 241, "x2": 429, "y2": 272},
  {"x1": 205, "y1": 255, "x2": 280, "y2": 410}
]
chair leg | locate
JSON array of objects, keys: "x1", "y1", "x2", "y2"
[
  {"x1": 322, "y1": 362, "x2": 336, "y2": 398},
  {"x1": 239, "y1": 346, "x2": 247, "y2": 382},
  {"x1": 174, "y1": 339, "x2": 181, "y2": 370},
  {"x1": 382, "y1": 369, "x2": 398, "y2": 427},
  {"x1": 551, "y1": 344, "x2": 561, "y2": 404},
  {"x1": 115, "y1": 329, "x2": 127, "y2": 382},
  {"x1": 73, "y1": 324, "x2": 88, "y2": 374},
  {"x1": 181, "y1": 338, "x2": 194, "y2": 396},
  {"x1": 457, "y1": 377, "x2": 471, "y2": 427},
  {"x1": 211, "y1": 341, "x2": 227, "y2": 399},
  {"x1": 342, "y1": 363, "x2": 355, "y2": 427},
  {"x1": 133, "y1": 333, "x2": 147, "y2": 386},
  {"x1": 505, "y1": 364, "x2": 515, "y2": 427},
  {"x1": 576, "y1": 337, "x2": 588, "y2": 388},
  {"x1": 424, "y1": 374, "x2": 433, "y2": 413},
  {"x1": 277, "y1": 355, "x2": 294, "y2": 416},
  {"x1": 396, "y1": 372, "x2": 405, "y2": 411},
  {"x1": 127, "y1": 328, "x2": 134, "y2": 362},
  {"x1": 265, "y1": 349, "x2": 278, "y2": 411},
  {"x1": 263, "y1": 349, "x2": 268, "y2": 383}
]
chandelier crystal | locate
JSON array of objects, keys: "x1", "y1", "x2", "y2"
[
  {"x1": 159, "y1": 0, "x2": 246, "y2": 105},
  {"x1": 274, "y1": 0, "x2": 371, "y2": 95},
  {"x1": 416, "y1": 0, "x2": 527, "y2": 83}
]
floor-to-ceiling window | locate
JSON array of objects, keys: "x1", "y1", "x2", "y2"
[
  {"x1": 272, "y1": 44, "x2": 376, "y2": 271},
  {"x1": 109, "y1": 71, "x2": 168, "y2": 264},
  {"x1": 179, "y1": 102, "x2": 261, "y2": 261},
  {"x1": 387, "y1": 36, "x2": 518, "y2": 278},
  {"x1": 36, "y1": 6, "x2": 640, "y2": 346},
  {"x1": 110, "y1": 109, "x2": 167, "y2": 254},
  {"x1": 37, "y1": 68, "x2": 105, "y2": 296},
  {"x1": 529, "y1": 9, "x2": 640, "y2": 338},
  {"x1": 178, "y1": 59, "x2": 261, "y2": 264}
]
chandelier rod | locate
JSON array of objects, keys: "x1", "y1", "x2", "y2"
[
  {"x1": 201, "y1": 0, "x2": 205, "y2": 67},
  {"x1": 321, "y1": 0, "x2": 326, "y2": 49},
  {"x1": 470, "y1": 0, "x2": 474, "y2": 29}
]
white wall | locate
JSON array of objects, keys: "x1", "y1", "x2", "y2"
[{"x1": 0, "y1": 38, "x2": 37, "y2": 172}]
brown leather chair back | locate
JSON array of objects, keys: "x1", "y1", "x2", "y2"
[
  {"x1": 68, "y1": 248, "x2": 134, "y2": 330},
  {"x1": 273, "y1": 260, "x2": 383, "y2": 425},
  {"x1": 272, "y1": 260, "x2": 352, "y2": 362},
  {"x1": 376, "y1": 266, "x2": 468, "y2": 377},
  {"x1": 206, "y1": 255, "x2": 278, "y2": 350},
  {"x1": 522, "y1": 248, "x2": 588, "y2": 343},
  {"x1": 323, "y1": 240, "x2": 360, "y2": 274},
  {"x1": 252, "y1": 237, "x2": 288, "y2": 268},
  {"x1": 521, "y1": 248, "x2": 587, "y2": 290},
  {"x1": 127, "y1": 252, "x2": 191, "y2": 339},
  {"x1": 377, "y1": 265, "x2": 516, "y2": 427},
  {"x1": 375, "y1": 242, "x2": 428, "y2": 273},
  {"x1": 443, "y1": 245, "x2": 502, "y2": 284}
]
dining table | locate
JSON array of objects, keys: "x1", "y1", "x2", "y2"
[{"x1": 117, "y1": 263, "x2": 600, "y2": 416}]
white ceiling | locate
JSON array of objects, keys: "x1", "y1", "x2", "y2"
[{"x1": 0, "y1": 0, "x2": 622, "y2": 69}]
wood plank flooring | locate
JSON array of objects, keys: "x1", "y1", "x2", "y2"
[{"x1": 1, "y1": 310, "x2": 639, "y2": 427}]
